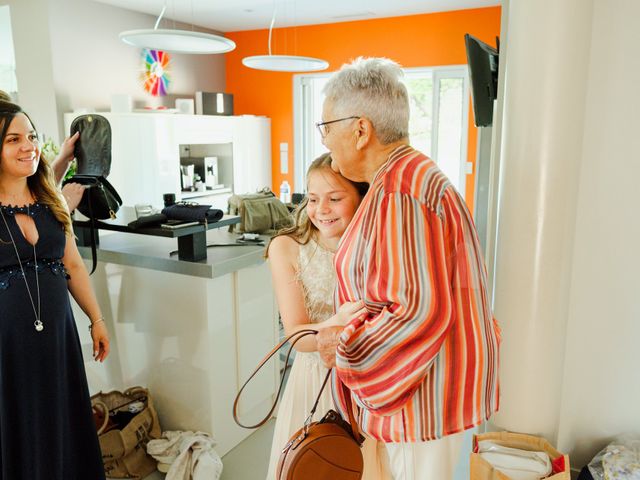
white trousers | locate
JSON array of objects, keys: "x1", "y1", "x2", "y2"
[{"x1": 380, "y1": 432, "x2": 464, "y2": 480}]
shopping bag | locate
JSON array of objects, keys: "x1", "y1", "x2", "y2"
[
  {"x1": 90, "y1": 386, "x2": 162, "y2": 479},
  {"x1": 470, "y1": 431, "x2": 570, "y2": 480}
]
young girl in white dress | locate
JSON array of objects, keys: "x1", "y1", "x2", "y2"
[{"x1": 265, "y1": 153, "x2": 387, "y2": 479}]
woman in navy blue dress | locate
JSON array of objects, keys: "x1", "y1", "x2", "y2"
[{"x1": 0, "y1": 100, "x2": 109, "y2": 479}]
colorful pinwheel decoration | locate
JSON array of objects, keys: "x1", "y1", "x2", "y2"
[{"x1": 141, "y1": 49, "x2": 171, "y2": 96}]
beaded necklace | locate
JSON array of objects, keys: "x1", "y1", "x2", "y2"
[{"x1": 0, "y1": 204, "x2": 43, "y2": 332}]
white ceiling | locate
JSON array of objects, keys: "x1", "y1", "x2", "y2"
[{"x1": 93, "y1": 0, "x2": 499, "y2": 33}]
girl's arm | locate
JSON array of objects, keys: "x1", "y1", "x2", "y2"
[
  {"x1": 268, "y1": 235, "x2": 366, "y2": 352},
  {"x1": 62, "y1": 232, "x2": 110, "y2": 362}
]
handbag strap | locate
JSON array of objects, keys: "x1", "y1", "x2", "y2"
[
  {"x1": 308, "y1": 369, "x2": 332, "y2": 422},
  {"x1": 341, "y1": 378, "x2": 362, "y2": 442},
  {"x1": 75, "y1": 176, "x2": 120, "y2": 275},
  {"x1": 92, "y1": 400, "x2": 110, "y2": 434},
  {"x1": 232, "y1": 328, "x2": 362, "y2": 442},
  {"x1": 85, "y1": 191, "x2": 98, "y2": 275},
  {"x1": 233, "y1": 329, "x2": 319, "y2": 429},
  {"x1": 305, "y1": 370, "x2": 361, "y2": 440}
]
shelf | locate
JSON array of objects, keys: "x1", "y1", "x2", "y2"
[
  {"x1": 182, "y1": 187, "x2": 232, "y2": 199},
  {"x1": 73, "y1": 206, "x2": 240, "y2": 262}
]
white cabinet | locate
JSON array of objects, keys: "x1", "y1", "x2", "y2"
[
  {"x1": 76, "y1": 259, "x2": 280, "y2": 457},
  {"x1": 64, "y1": 113, "x2": 271, "y2": 209},
  {"x1": 232, "y1": 115, "x2": 272, "y2": 195}
]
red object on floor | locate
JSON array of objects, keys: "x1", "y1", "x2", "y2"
[{"x1": 552, "y1": 455, "x2": 566, "y2": 473}]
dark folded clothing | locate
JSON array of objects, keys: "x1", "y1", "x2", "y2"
[
  {"x1": 577, "y1": 467, "x2": 594, "y2": 480},
  {"x1": 128, "y1": 213, "x2": 167, "y2": 229},
  {"x1": 161, "y1": 203, "x2": 224, "y2": 223}
]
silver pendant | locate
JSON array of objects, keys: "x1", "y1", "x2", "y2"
[{"x1": 34, "y1": 320, "x2": 44, "y2": 332}]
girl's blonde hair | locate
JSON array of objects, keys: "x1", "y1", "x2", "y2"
[
  {"x1": 266, "y1": 153, "x2": 368, "y2": 257},
  {"x1": 0, "y1": 101, "x2": 72, "y2": 236}
]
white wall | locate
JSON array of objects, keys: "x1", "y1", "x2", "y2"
[
  {"x1": 5, "y1": 0, "x2": 60, "y2": 140},
  {"x1": 556, "y1": 0, "x2": 640, "y2": 468},
  {"x1": 491, "y1": 0, "x2": 640, "y2": 472},
  {"x1": 0, "y1": 6, "x2": 18, "y2": 94},
  {"x1": 490, "y1": 0, "x2": 593, "y2": 443},
  {"x1": 6, "y1": 0, "x2": 227, "y2": 141}
]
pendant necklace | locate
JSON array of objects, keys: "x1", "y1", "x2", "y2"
[{"x1": 0, "y1": 205, "x2": 43, "y2": 332}]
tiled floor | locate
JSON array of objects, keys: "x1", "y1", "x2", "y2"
[
  {"x1": 119, "y1": 420, "x2": 474, "y2": 480},
  {"x1": 220, "y1": 420, "x2": 275, "y2": 479}
]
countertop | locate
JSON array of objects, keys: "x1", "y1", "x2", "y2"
[{"x1": 77, "y1": 229, "x2": 269, "y2": 279}]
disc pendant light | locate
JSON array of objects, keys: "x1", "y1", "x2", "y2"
[
  {"x1": 242, "y1": 3, "x2": 328, "y2": 72},
  {"x1": 120, "y1": 4, "x2": 235, "y2": 55}
]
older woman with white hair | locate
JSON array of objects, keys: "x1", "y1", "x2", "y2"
[{"x1": 316, "y1": 57, "x2": 502, "y2": 479}]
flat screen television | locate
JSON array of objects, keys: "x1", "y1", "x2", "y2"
[{"x1": 465, "y1": 34, "x2": 499, "y2": 127}]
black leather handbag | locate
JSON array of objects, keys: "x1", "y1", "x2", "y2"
[
  {"x1": 64, "y1": 114, "x2": 122, "y2": 273},
  {"x1": 70, "y1": 174, "x2": 121, "y2": 221}
]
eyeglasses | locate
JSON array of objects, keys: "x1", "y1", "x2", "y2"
[{"x1": 315, "y1": 116, "x2": 360, "y2": 138}]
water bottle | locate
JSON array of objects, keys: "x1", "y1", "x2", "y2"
[{"x1": 279, "y1": 180, "x2": 291, "y2": 204}]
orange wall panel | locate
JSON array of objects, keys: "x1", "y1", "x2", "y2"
[{"x1": 226, "y1": 7, "x2": 500, "y2": 209}]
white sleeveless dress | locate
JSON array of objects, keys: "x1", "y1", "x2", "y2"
[{"x1": 266, "y1": 237, "x2": 387, "y2": 480}]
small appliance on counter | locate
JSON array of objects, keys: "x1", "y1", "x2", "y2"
[
  {"x1": 204, "y1": 157, "x2": 219, "y2": 189},
  {"x1": 181, "y1": 157, "x2": 227, "y2": 192},
  {"x1": 180, "y1": 164, "x2": 194, "y2": 191},
  {"x1": 195, "y1": 92, "x2": 234, "y2": 116}
]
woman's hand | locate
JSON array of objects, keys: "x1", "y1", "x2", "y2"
[
  {"x1": 324, "y1": 300, "x2": 367, "y2": 328},
  {"x1": 62, "y1": 182, "x2": 85, "y2": 212},
  {"x1": 58, "y1": 131, "x2": 79, "y2": 164},
  {"x1": 51, "y1": 131, "x2": 79, "y2": 184},
  {"x1": 90, "y1": 321, "x2": 110, "y2": 362},
  {"x1": 317, "y1": 326, "x2": 343, "y2": 368}
]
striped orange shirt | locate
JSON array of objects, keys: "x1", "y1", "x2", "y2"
[{"x1": 333, "y1": 145, "x2": 500, "y2": 442}]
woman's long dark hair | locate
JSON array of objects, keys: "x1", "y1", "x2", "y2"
[{"x1": 0, "y1": 100, "x2": 72, "y2": 235}]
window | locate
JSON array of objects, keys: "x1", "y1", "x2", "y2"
[
  {"x1": 294, "y1": 66, "x2": 469, "y2": 196},
  {"x1": 0, "y1": 6, "x2": 18, "y2": 97}
]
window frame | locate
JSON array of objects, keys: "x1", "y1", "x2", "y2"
[{"x1": 293, "y1": 65, "x2": 470, "y2": 196}]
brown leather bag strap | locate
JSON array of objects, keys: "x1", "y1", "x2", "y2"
[
  {"x1": 340, "y1": 378, "x2": 362, "y2": 442},
  {"x1": 233, "y1": 328, "x2": 364, "y2": 443},
  {"x1": 307, "y1": 368, "x2": 333, "y2": 421},
  {"x1": 311, "y1": 370, "x2": 363, "y2": 444},
  {"x1": 233, "y1": 328, "x2": 319, "y2": 429}
]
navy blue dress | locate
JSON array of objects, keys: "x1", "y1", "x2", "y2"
[{"x1": 0, "y1": 203, "x2": 105, "y2": 479}]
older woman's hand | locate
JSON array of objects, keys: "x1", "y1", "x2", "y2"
[{"x1": 317, "y1": 325, "x2": 343, "y2": 368}]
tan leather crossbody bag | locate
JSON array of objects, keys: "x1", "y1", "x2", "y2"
[{"x1": 233, "y1": 329, "x2": 364, "y2": 480}]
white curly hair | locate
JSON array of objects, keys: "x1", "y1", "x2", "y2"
[{"x1": 323, "y1": 57, "x2": 410, "y2": 144}]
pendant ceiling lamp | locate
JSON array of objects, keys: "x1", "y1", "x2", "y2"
[
  {"x1": 242, "y1": 3, "x2": 328, "y2": 72},
  {"x1": 120, "y1": 4, "x2": 235, "y2": 54}
]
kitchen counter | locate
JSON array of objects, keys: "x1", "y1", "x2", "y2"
[
  {"x1": 77, "y1": 229, "x2": 269, "y2": 279},
  {"x1": 75, "y1": 228, "x2": 278, "y2": 457}
]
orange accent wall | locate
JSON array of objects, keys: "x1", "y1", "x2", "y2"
[{"x1": 226, "y1": 7, "x2": 500, "y2": 213}]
